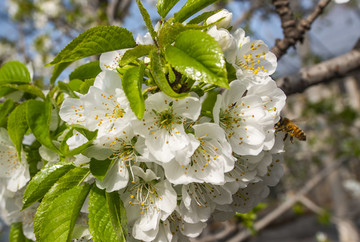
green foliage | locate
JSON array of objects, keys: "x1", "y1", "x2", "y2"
[
  {"x1": 49, "y1": 26, "x2": 136, "y2": 66},
  {"x1": 165, "y1": 30, "x2": 228, "y2": 88},
  {"x1": 34, "y1": 167, "x2": 90, "y2": 241},
  {"x1": 59, "y1": 127, "x2": 98, "y2": 156},
  {"x1": 136, "y1": 0, "x2": 157, "y2": 43},
  {"x1": 69, "y1": 61, "x2": 102, "y2": 81},
  {"x1": 89, "y1": 186, "x2": 124, "y2": 242},
  {"x1": 9, "y1": 222, "x2": 32, "y2": 242},
  {"x1": 0, "y1": 99, "x2": 16, "y2": 127},
  {"x1": 0, "y1": 61, "x2": 31, "y2": 84},
  {"x1": 317, "y1": 210, "x2": 331, "y2": 226},
  {"x1": 8, "y1": 101, "x2": 29, "y2": 160},
  {"x1": 235, "y1": 203, "x2": 267, "y2": 235},
  {"x1": 90, "y1": 158, "x2": 114, "y2": 182},
  {"x1": 174, "y1": 0, "x2": 219, "y2": 22},
  {"x1": 120, "y1": 45, "x2": 156, "y2": 66},
  {"x1": 105, "y1": 191, "x2": 127, "y2": 241},
  {"x1": 50, "y1": 62, "x2": 72, "y2": 86},
  {"x1": 122, "y1": 64, "x2": 146, "y2": 119},
  {"x1": 22, "y1": 163, "x2": 75, "y2": 210},
  {"x1": 149, "y1": 49, "x2": 188, "y2": 98},
  {"x1": 188, "y1": 9, "x2": 222, "y2": 24},
  {"x1": 26, "y1": 99, "x2": 61, "y2": 154},
  {"x1": 157, "y1": 0, "x2": 180, "y2": 19},
  {"x1": 34, "y1": 184, "x2": 91, "y2": 241}
]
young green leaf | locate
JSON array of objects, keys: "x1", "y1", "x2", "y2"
[
  {"x1": 58, "y1": 81, "x2": 79, "y2": 98},
  {"x1": 120, "y1": 45, "x2": 156, "y2": 66},
  {"x1": 50, "y1": 62, "x2": 72, "y2": 85},
  {"x1": 69, "y1": 61, "x2": 102, "y2": 81},
  {"x1": 9, "y1": 222, "x2": 31, "y2": 242},
  {"x1": 165, "y1": 30, "x2": 228, "y2": 88},
  {"x1": 34, "y1": 167, "x2": 90, "y2": 241},
  {"x1": 106, "y1": 191, "x2": 127, "y2": 241},
  {"x1": 22, "y1": 163, "x2": 75, "y2": 210},
  {"x1": 136, "y1": 0, "x2": 157, "y2": 43},
  {"x1": 49, "y1": 26, "x2": 136, "y2": 66},
  {"x1": 90, "y1": 158, "x2": 114, "y2": 182},
  {"x1": 35, "y1": 184, "x2": 91, "y2": 242},
  {"x1": 0, "y1": 61, "x2": 31, "y2": 84},
  {"x1": 79, "y1": 78, "x2": 95, "y2": 94},
  {"x1": 200, "y1": 90, "x2": 218, "y2": 118},
  {"x1": 89, "y1": 186, "x2": 121, "y2": 242},
  {"x1": 188, "y1": 9, "x2": 222, "y2": 24},
  {"x1": 60, "y1": 127, "x2": 98, "y2": 157},
  {"x1": 157, "y1": 0, "x2": 180, "y2": 19},
  {"x1": 149, "y1": 49, "x2": 188, "y2": 98},
  {"x1": 26, "y1": 99, "x2": 61, "y2": 154},
  {"x1": 68, "y1": 79, "x2": 83, "y2": 93},
  {"x1": 158, "y1": 22, "x2": 206, "y2": 49},
  {"x1": 3, "y1": 84, "x2": 45, "y2": 99},
  {"x1": 8, "y1": 101, "x2": 29, "y2": 161},
  {"x1": 122, "y1": 64, "x2": 145, "y2": 119},
  {"x1": 174, "y1": 0, "x2": 218, "y2": 23},
  {"x1": 0, "y1": 99, "x2": 15, "y2": 127}
]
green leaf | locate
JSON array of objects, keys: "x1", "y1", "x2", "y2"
[
  {"x1": 106, "y1": 191, "x2": 127, "y2": 241},
  {"x1": 9, "y1": 222, "x2": 31, "y2": 242},
  {"x1": 0, "y1": 61, "x2": 31, "y2": 84},
  {"x1": 79, "y1": 78, "x2": 95, "y2": 94},
  {"x1": 58, "y1": 81, "x2": 79, "y2": 98},
  {"x1": 26, "y1": 98, "x2": 61, "y2": 154},
  {"x1": 0, "y1": 86, "x2": 17, "y2": 98},
  {"x1": 122, "y1": 64, "x2": 145, "y2": 119},
  {"x1": 136, "y1": 0, "x2": 157, "y2": 43},
  {"x1": 88, "y1": 186, "x2": 120, "y2": 242},
  {"x1": 158, "y1": 21, "x2": 206, "y2": 49},
  {"x1": 50, "y1": 62, "x2": 72, "y2": 85},
  {"x1": 0, "y1": 99, "x2": 15, "y2": 127},
  {"x1": 226, "y1": 61, "x2": 237, "y2": 82},
  {"x1": 49, "y1": 26, "x2": 136, "y2": 66},
  {"x1": 174, "y1": 0, "x2": 218, "y2": 23},
  {"x1": 35, "y1": 184, "x2": 91, "y2": 242},
  {"x1": 8, "y1": 101, "x2": 29, "y2": 161},
  {"x1": 34, "y1": 167, "x2": 90, "y2": 241},
  {"x1": 3, "y1": 84, "x2": 45, "y2": 99},
  {"x1": 120, "y1": 45, "x2": 156, "y2": 66},
  {"x1": 201, "y1": 90, "x2": 218, "y2": 118},
  {"x1": 69, "y1": 61, "x2": 102, "y2": 81},
  {"x1": 149, "y1": 50, "x2": 188, "y2": 98},
  {"x1": 68, "y1": 79, "x2": 83, "y2": 92},
  {"x1": 165, "y1": 30, "x2": 228, "y2": 88},
  {"x1": 188, "y1": 9, "x2": 221, "y2": 24},
  {"x1": 90, "y1": 158, "x2": 113, "y2": 182},
  {"x1": 157, "y1": 0, "x2": 180, "y2": 19},
  {"x1": 22, "y1": 163, "x2": 75, "y2": 210}
]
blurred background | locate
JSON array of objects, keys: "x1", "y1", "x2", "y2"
[{"x1": 1, "y1": 0, "x2": 360, "y2": 241}]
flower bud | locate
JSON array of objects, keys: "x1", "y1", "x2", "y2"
[{"x1": 205, "y1": 9, "x2": 232, "y2": 29}]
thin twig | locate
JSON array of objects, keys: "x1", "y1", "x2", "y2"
[{"x1": 271, "y1": 0, "x2": 331, "y2": 60}]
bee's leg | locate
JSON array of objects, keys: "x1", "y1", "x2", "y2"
[
  {"x1": 290, "y1": 135, "x2": 294, "y2": 143},
  {"x1": 283, "y1": 133, "x2": 288, "y2": 141}
]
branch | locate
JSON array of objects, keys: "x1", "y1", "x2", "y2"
[
  {"x1": 277, "y1": 47, "x2": 360, "y2": 95},
  {"x1": 271, "y1": 0, "x2": 331, "y2": 60}
]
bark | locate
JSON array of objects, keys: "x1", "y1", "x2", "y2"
[
  {"x1": 277, "y1": 48, "x2": 360, "y2": 95},
  {"x1": 271, "y1": 0, "x2": 331, "y2": 60}
]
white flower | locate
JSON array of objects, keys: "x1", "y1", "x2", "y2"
[
  {"x1": 230, "y1": 28, "x2": 277, "y2": 77},
  {"x1": 0, "y1": 189, "x2": 37, "y2": 240},
  {"x1": 94, "y1": 126, "x2": 142, "y2": 192},
  {"x1": 0, "y1": 128, "x2": 30, "y2": 193},
  {"x1": 121, "y1": 167, "x2": 177, "y2": 241},
  {"x1": 178, "y1": 182, "x2": 233, "y2": 225},
  {"x1": 134, "y1": 92, "x2": 201, "y2": 164},
  {"x1": 66, "y1": 130, "x2": 88, "y2": 150},
  {"x1": 213, "y1": 80, "x2": 267, "y2": 156},
  {"x1": 59, "y1": 70, "x2": 136, "y2": 137},
  {"x1": 207, "y1": 26, "x2": 237, "y2": 64},
  {"x1": 99, "y1": 49, "x2": 127, "y2": 71},
  {"x1": 205, "y1": 9, "x2": 232, "y2": 29},
  {"x1": 162, "y1": 123, "x2": 235, "y2": 185}
]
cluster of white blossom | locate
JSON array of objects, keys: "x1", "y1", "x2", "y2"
[{"x1": 0, "y1": 9, "x2": 286, "y2": 242}]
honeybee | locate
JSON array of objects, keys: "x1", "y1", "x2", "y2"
[{"x1": 275, "y1": 117, "x2": 306, "y2": 143}]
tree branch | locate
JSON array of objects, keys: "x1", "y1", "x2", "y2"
[
  {"x1": 271, "y1": 0, "x2": 331, "y2": 60},
  {"x1": 277, "y1": 47, "x2": 360, "y2": 95}
]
